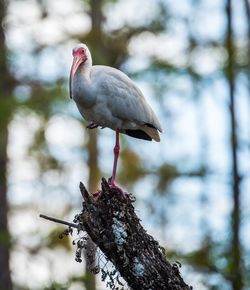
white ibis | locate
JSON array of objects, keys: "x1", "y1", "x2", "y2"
[{"x1": 70, "y1": 43, "x2": 162, "y2": 189}]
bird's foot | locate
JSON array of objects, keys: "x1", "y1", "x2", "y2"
[
  {"x1": 92, "y1": 190, "x2": 102, "y2": 198},
  {"x1": 91, "y1": 181, "x2": 131, "y2": 201},
  {"x1": 86, "y1": 121, "x2": 99, "y2": 129},
  {"x1": 92, "y1": 184, "x2": 128, "y2": 200},
  {"x1": 108, "y1": 179, "x2": 129, "y2": 199}
]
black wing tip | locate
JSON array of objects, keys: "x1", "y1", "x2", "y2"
[
  {"x1": 145, "y1": 122, "x2": 162, "y2": 133},
  {"x1": 125, "y1": 129, "x2": 152, "y2": 141},
  {"x1": 145, "y1": 123, "x2": 156, "y2": 129}
]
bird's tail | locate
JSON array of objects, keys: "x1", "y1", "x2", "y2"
[{"x1": 141, "y1": 125, "x2": 160, "y2": 142}]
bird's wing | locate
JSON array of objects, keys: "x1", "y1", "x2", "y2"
[{"x1": 90, "y1": 65, "x2": 162, "y2": 132}]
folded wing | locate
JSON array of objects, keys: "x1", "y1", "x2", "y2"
[{"x1": 91, "y1": 65, "x2": 162, "y2": 141}]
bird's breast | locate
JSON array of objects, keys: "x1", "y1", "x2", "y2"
[{"x1": 72, "y1": 75, "x2": 95, "y2": 109}]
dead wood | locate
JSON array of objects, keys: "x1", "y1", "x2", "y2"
[{"x1": 74, "y1": 178, "x2": 191, "y2": 290}]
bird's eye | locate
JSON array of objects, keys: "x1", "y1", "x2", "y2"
[
  {"x1": 78, "y1": 48, "x2": 86, "y2": 55},
  {"x1": 72, "y1": 47, "x2": 86, "y2": 56}
]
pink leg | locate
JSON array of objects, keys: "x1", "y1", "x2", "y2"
[
  {"x1": 109, "y1": 129, "x2": 128, "y2": 199},
  {"x1": 92, "y1": 129, "x2": 127, "y2": 199},
  {"x1": 110, "y1": 129, "x2": 120, "y2": 185}
]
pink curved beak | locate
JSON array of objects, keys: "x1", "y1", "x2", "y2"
[{"x1": 69, "y1": 55, "x2": 86, "y2": 99}]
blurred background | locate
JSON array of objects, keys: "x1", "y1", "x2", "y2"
[{"x1": 0, "y1": 0, "x2": 250, "y2": 289}]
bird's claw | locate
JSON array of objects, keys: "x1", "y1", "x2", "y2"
[
  {"x1": 92, "y1": 184, "x2": 128, "y2": 200},
  {"x1": 108, "y1": 180, "x2": 129, "y2": 199},
  {"x1": 92, "y1": 190, "x2": 102, "y2": 198},
  {"x1": 86, "y1": 121, "x2": 99, "y2": 129}
]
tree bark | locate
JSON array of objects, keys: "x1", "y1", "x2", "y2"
[
  {"x1": 225, "y1": 1, "x2": 243, "y2": 289},
  {"x1": 76, "y1": 178, "x2": 191, "y2": 290}
]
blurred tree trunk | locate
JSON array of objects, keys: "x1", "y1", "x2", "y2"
[
  {"x1": 85, "y1": 130, "x2": 100, "y2": 290},
  {"x1": 243, "y1": 0, "x2": 250, "y2": 48},
  {"x1": 83, "y1": 1, "x2": 103, "y2": 289},
  {"x1": 0, "y1": 1, "x2": 13, "y2": 290},
  {"x1": 90, "y1": 0, "x2": 103, "y2": 32},
  {"x1": 226, "y1": 1, "x2": 243, "y2": 289},
  {"x1": 243, "y1": 0, "x2": 250, "y2": 93}
]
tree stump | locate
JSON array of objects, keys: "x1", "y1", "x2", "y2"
[{"x1": 75, "y1": 178, "x2": 191, "y2": 290}]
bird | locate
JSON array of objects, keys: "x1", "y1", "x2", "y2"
[{"x1": 69, "y1": 43, "x2": 162, "y2": 190}]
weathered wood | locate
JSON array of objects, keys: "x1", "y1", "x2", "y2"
[{"x1": 76, "y1": 178, "x2": 191, "y2": 290}]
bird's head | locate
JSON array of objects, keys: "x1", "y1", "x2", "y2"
[{"x1": 69, "y1": 43, "x2": 92, "y2": 98}]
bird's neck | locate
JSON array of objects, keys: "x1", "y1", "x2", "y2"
[
  {"x1": 78, "y1": 61, "x2": 91, "y2": 79},
  {"x1": 73, "y1": 63, "x2": 94, "y2": 108}
]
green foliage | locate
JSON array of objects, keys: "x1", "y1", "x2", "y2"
[
  {"x1": 183, "y1": 241, "x2": 219, "y2": 273},
  {"x1": 43, "y1": 282, "x2": 68, "y2": 290},
  {"x1": 29, "y1": 124, "x2": 63, "y2": 172},
  {"x1": 83, "y1": 272, "x2": 97, "y2": 290},
  {"x1": 156, "y1": 163, "x2": 180, "y2": 193},
  {"x1": 0, "y1": 230, "x2": 11, "y2": 247},
  {"x1": 41, "y1": 274, "x2": 95, "y2": 290},
  {"x1": 119, "y1": 147, "x2": 147, "y2": 186},
  {"x1": 45, "y1": 227, "x2": 72, "y2": 251},
  {"x1": 22, "y1": 83, "x2": 66, "y2": 118},
  {"x1": 0, "y1": 97, "x2": 14, "y2": 122}
]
